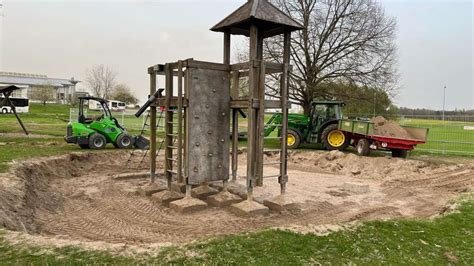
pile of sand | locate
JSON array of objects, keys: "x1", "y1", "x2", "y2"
[
  {"x1": 286, "y1": 150, "x2": 459, "y2": 180},
  {"x1": 371, "y1": 116, "x2": 412, "y2": 139}
]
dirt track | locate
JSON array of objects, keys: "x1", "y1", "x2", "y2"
[{"x1": 0, "y1": 151, "x2": 472, "y2": 248}]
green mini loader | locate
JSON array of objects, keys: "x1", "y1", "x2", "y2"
[{"x1": 65, "y1": 96, "x2": 149, "y2": 149}]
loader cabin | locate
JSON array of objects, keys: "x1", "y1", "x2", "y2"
[
  {"x1": 79, "y1": 96, "x2": 113, "y2": 124},
  {"x1": 309, "y1": 101, "x2": 345, "y2": 129}
]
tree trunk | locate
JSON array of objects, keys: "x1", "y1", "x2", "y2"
[{"x1": 303, "y1": 101, "x2": 312, "y2": 116}]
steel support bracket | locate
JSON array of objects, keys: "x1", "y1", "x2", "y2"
[
  {"x1": 279, "y1": 175, "x2": 288, "y2": 184},
  {"x1": 250, "y1": 98, "x2": 260, "y2": 109}
]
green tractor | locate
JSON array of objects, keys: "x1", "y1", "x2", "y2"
[
  {"x1": 65, "y1": 96, "x2": 149, "y2": 149},
  {"x1": 265, "y1": 101, "x2": 349, "y2": 150}
]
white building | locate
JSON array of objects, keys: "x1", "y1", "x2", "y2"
[{"x1": 0, "y1": 72, "x2": 80, "y2": 104}]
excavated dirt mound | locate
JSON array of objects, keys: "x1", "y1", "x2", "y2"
[
  {"x1": 285, "y1": 150, "x2": 464, "y2": 180},
  {"x1": 372, "y1": 116, "x2": 412, "y2": 139},
  {"x1": 0, "y1": 151, "x2": 472, "y2": 248}
]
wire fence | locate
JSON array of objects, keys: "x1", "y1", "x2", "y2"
[{"x1": 348, "y1": 114, "x2": 474, "y2": 155}]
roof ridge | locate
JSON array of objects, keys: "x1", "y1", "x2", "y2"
[
  {"x1": 0, "y1": 71, "x2": 48, "y2": 78},
  {"x1": 250, "y1": 0, "x2": 260, "y2": 16}
]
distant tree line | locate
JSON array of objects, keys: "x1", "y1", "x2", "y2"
[{"x1": 395, "y1": 107, "x2": 474, "y2": 117}]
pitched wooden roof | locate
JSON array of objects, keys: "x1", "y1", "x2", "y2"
[
  {"x1": 211, "y1": 0, "x2": 303, "y2": 37},
  {"x1": 0, "y1": 85, "x2": 21, "y2": 95}
]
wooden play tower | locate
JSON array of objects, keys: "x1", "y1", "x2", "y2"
[{"x1": 145, "y1": 0, "x2": 303, "y2": 213}]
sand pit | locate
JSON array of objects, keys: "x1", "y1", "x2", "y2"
[{"x1": 0, "y1": 150, "x2": 472, "y2": 250}]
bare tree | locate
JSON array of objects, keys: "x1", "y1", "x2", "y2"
[
  {"x1": 263, "y1": 0, "x2": 398, "y2": 114},
  {"x1": 31, "y1": 85, "x2": 56, "y2": 106},
  {"x1": 85, "y1": 65, "x2": 117, "y2": 99}
]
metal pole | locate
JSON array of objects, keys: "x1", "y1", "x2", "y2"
[
  {"x1": 443, "y1": 86, "x2": 446, "y2": 121},
  {"x1": 373, "y1": 91, "x2": 376, "y2": 118},
  {"x1": 442, "y1": 85, "x2": 447, "y2": 154}
]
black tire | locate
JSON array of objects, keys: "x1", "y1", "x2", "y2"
[
  {"x1": 115, "y1": 133, "x2": 133, "y2": 149},
  {"x1": 356, "y1": 139, "x2": 370, "y2": 156},
  {"x1": 88, "y1": 133, "x2": 107, "y2": 149},
  {"x1": 392, "y1": 149, "x2": 408, "y2": 158},
  {"x1": 79, "y1": 144, "x2": 90, "y2": 149},
  {"x1": 287, "y1": 129, "x2": 301, "y2": 149},
  {"x1": 1, "y1": 108, "x2": 8, "y2": 114},
  {"x1": 321, "y1": 124, "x2": 351, "y2": 151}
]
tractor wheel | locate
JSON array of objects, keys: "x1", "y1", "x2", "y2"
[
  {"x1": 79, "y1": 144, "x2": 90, "y2": 149},
  {"x1": 322, "y1": 124, "x2": 350, "y2": 151},
  {"x1": 356, "y1": 139, "x2": 370, "y2": 156},
  {"x1": 287, "y1": 129, "x2": 301, "y2": 149},
  {"x1": 115, "y1": 134, "x2": 133, "y2": 149},
  {"x1": 392, "y1": 149, "x2": 408, "y2": 158},
  {"x1": 88, "y1": 133, "x2": 107, "y2": 149}
]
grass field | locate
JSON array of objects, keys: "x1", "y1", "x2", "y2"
[
  {"x1": 0, "y1": 103, "x2": 473, "y2": 264},
  {"x1": 1, "y1": 104, "x2": 473, "y2": 172},
  {"x1": 400, "y1": 118, "x2": 474, "y2": 155},
  {"x1": 2, "y1": 104, "x2": 473, "y2": 152}
]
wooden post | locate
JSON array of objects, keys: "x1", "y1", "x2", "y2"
[
  {"x1": 256, "y1": 60, "x2": 266, "y2": 187},
  {"x1": 279, "y1": 32, "x2": 291, "y2": 195},
  {"x1": 246, "y1": 25, "x2": 262, "y2": 200},
  {"x1": 177, "y1": 61, "x2": 184, "y2": 184},
  {"x1": 223, "y1": 32, "x2": 231, "y2": 65},
  {"x1": 149, "y1": 71, "x2": 157, "y2": 183},
  {"x1": 224, "y1": 32, "x2": 231, "y2": 190},
  {"x1": 231, "y1": 71, "x2": 240, "y2": 182}
]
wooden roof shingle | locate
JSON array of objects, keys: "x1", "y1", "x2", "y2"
[{"x1": 211, "y1": 0, "x2": 303, "y2": 37}]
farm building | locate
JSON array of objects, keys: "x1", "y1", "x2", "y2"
[{"x1": 0, "y1": 71, "x2": 80, "y2": 104}]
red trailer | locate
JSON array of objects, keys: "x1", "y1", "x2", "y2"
[{"x1": 339, "y1": 120, "x2": 429, "y2": 158}]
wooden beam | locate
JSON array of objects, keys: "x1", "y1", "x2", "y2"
[
  {"x1": 186, "y1": 60, "x2": 230, "y2": 71},
  {"x1": 230, "y1": 99, "x2": 282, "y2": 109},
  {"x1": 156, "y1": 97, "x2": 188, "y2": 108},
  {"x1": 149, "y1": 71, "x2": 157, "y2": 183},
  {"x1": 231, "y1": 61, "x2": 284, "y2": 72},
  {"x1": 279, "y1": 31, "x2": 291, "y2": 195},
  {"x1": 177, "y1": 61, "x2": 184, "y2": 184}
]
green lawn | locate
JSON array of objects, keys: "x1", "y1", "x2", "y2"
[
  {"x1": 400, "y1": 118, "x2": 474, "y2": 155},
  {"x1": 1, "y1": 196, "x2": 472, "y2": 264},
  {"x1": 0, "y1": 103, "x2": 145, "y2": 136},
  {"x1": 2, "y1": 103, "x2": 473, "y2": 155}
]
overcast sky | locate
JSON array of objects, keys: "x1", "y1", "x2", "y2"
[{"x1": 0, "y1": 0, "x2": 472, "y2": 110}]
